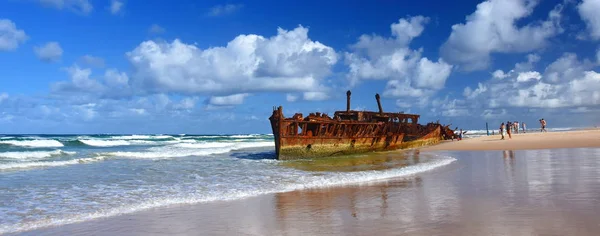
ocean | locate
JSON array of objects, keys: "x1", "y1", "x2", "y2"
[{"x1": 0, "y1": 134, "x2": 455, "y2": 234}]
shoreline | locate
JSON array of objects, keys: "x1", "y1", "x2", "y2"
[
  {"x1": 7, "y1": 130, "x2": 600, "y2": 235},
  {"x1": 19, "y1": 147, "x2": 600, "y2": 236},
  {"x1": 421, "y1": 129, "x2": 600, "y2": 151}
]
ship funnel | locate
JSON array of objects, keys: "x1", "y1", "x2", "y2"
[
  {"x1": 346, "y1": 90, "x2": 351, "y2": 112},
  {"x1": 375, "y1": 93, "x2": 383, "y2": 114}
]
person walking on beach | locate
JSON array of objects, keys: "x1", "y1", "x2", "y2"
[
  {"x1": 506, "y1": 121, "x2": 512, "y2": 139},
  {"x1": 540, "y1": 119, "x2": 547, "y2": 132},
  {"x1": 500, "y1": 122, "x2": 505, "y2": 140},
  {"x1": 522, "y1": 122, "x2": 527, "y2": 133},
  {"x1": 514, "y1": 121, "x2": 519, "y2": 134}
]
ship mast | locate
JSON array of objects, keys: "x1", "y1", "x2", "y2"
[
  {"x1": 375, "y1": 93, "x2": 384, "y2": 114},
  {"x1": 346, "y1": 90, "x2": 351, "y2": 112}
]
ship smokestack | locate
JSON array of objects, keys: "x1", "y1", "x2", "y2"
[
  {"x1": 346, "y1": 90, "x2": 351, "y2": 112},
  {"x1": 375, "y1": 93, "x2": 383, "y2": 114}
]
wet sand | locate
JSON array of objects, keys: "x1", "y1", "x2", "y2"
[
  {"x1": 19, "y1": 148, "x2": 600, "y2": 236},
  {"x1": 423, "y1": 129, "x2": 600, "y2": 151}
]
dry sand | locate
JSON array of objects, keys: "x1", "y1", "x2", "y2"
[{"x1": 422, "y1": 129, "x2": 600, "y2": 151}]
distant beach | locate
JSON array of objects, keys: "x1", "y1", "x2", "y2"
[{"x1": 424, "y1": 128, "x2": 600, "y2": 151}]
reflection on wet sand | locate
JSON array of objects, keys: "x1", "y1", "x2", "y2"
[
  {"x1": 21, "y1": 148, "x2": 600, "y2": 236},
  {"x1": 274, "y1": 177, "x2": 426, "y2": 235},
  {"x1": 280, "y1": 149, "x2": 424, "y2": 172}
]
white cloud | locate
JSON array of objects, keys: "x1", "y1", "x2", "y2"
[
  {"x1": 79, "y1": 55, "x2": 105, "y2": 67},
  {"x1": 208, "y1": 93, "x2": 249, "y2": 106},
  {"x1": 543, "y1": 53, "x2": 594, "y2": 84},
  {"x1": 104, "y1": 69, "x2": 129, "y2": 87},
  {"x1": 465, "y1": 53, "x2": 600, "y2": 109},
  {"x1": 53, "y1": 65, "x2": 103, "y2": 93},
  {"x1": 440, "y1": 0, "x2": 564, "y2": 71},
  {"x1": 110, "y1": 0, "x2": 123, "y2": 15},
  {"x1": 578, "y1": 0, "x2": 600, "y2": 40},
  {"x1": 174, "y1": 97, "x2": 198, "y2": 110},
  {"x1": 414, "y1": 57, "x2": 452, "y2": 90},
  {"x1": 286, "y1": 94, "x2": 298, "y2": 102},
  {"x1": 516, "y1": 71, "x2": 541, "y2": 82},
  {"x1": 345, "y1": 16, "x2": 452, "y2": 98},
  {"x1": 126, "y1": 26, "x2": 337, "y2": 97},
  {"x1": 207, "y1": 4, "x2": 243, "y2": 17},
  {"x1": 38, "y1": 0, "x2": 93, "y2": 15},
  {"x1": 463, "y1": 82, "x2": 487, "y2": 99},
  {"x1": 148, "y1": 24, "x2": 165, "y2": 34},
  {"x1": 73, "y1": 103, "x2": 97, "y2": 121},
  {"x1": 129, "y1": 108, "x2": 146, "y2": 115},
  {"x1": 52, "y1": 65, "x2": 131, "y2": 98},
  {"x1": 302, "y1": 91, "x2": 329, "y2": 101},
  {"x1": 0, "y1": 93, "x2": 8, "y2": 103},
  {"x1": 34, "y1": 42, "x2": 63, "y2": 63},
  {"x1": 492, "y1": 70, "x2": 511, "y2": 80},
  {"x1": 0, "y1": 19, "x2": 28, "y2": 51}
]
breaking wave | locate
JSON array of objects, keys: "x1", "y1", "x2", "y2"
[
  {"x1": 0, "y1": 155, "x2": 456, "y2": 234},
  {"x1": 79, "y1": 140, "x2": 131, "y2": 147},
  {"x1": 0, "y1": 150, "x2": 75, "y2": 159},
  {"x1": 0, "y1": 140, "x2": 64, "y2": 148},
  {"x1": 104, "y1": 141, "x2": 274, "y2": 159},
  {"x1": 0, "y1": 156, "x2": 105, "y2": 171}
]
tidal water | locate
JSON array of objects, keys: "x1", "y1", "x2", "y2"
[
  {"x1": 16, "y1": 148, "x2": 600, "y2": 236},
  {"x1": 0, "y1": 134, "x2": 454, "y2": 234}
]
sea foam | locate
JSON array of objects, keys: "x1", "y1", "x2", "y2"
[
  {"x1": 0, "y1": 150, "x2": 75, "y2": 159},
  {"x1": 0, "y1": 156, "x2": 456, "y2": 234},
  {"x1": 0, "y1": 140, "x2": 64, "y2": 148},
  {"x1": 104, "y1": 141, "x2": 274, "y2": 159},
  {"x1": 79, "y1": 140, "x2": 131, "y2": 147},
  {"x1": 0, "y1": 156, "x2": 105, "y2": 171}
]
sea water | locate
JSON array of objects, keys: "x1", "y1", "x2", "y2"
[{"x1": 0, "y1": 134, "x2": 455, "y2": 234}]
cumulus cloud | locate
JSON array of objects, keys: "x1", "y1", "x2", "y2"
[
  {"x1": 578, "y1": 0, "x2": 600, "y2": 40},
  {"x1": 208, "y1": 93, "x2": 249, "y2": 106},
  {"x1": 79, "y1": 55, "x2": 105, "y2": 67},
  {"x1": 303, "y1": 91, "x2": 329, "y2": 101},
  {"x1": 207, "y1": 4, "x2": 243, "y2": 17},
  {"x1": 109, "y1": 0, "x2": 123, "y2": 15},
  {"x1": 440, "y1": 0, "x2": 564, "y2": 71},
  {"x1": 38, "y1": 0, "x2": 93, "y2": 15},
  {"x1": 464, "y1": 53, "x2": 600, "y2": 109},
  {"x1": 0, "y1": 93, "x2": 8, "y2": 103},
  {"x1": 0, "y1": 19, "x2": 28, "y2": 51},
  {"x1": 51, "y1": 65, "x2": 131, "y2": 98},
  {"x1": 345, "y1": 16, "x2": 452, "y2": 103},
  {"x1": 286, "y1": 94, "x2": 298, "y2": 102},
  {"x1": 126, "y1": 26, "x2": 337, "y2": 98},
  {"x1": 148, "y1": 24, "x2": 165, "y2": 34},
  {"x1": 34, "y1": 42, "x2": 63, "y2": 63}
]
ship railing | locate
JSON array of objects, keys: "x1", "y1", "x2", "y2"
[{"x1": 279, "y1": 120, "x2": 416, "y2": 138}]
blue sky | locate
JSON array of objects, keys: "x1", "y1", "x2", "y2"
[{"x1": 1, "y1": 0, "x2": 600, "y2": 134}]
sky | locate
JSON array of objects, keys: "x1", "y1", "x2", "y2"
[{"x1": 1, "y1": 0, "x2": 600, "y2": 134}]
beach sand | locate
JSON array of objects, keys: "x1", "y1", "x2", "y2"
[
  {"x1": 16, "y1": 131, "x2": 600, "y2": 236},
  {"x1": 423, "y1": 129, "x2": 600, "y2": 151}
]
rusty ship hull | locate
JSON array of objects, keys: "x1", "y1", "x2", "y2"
[{"x1": 269, "y1": 91, "x2": 453, "y2": 160}]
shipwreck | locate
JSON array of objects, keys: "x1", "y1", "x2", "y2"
[{"x1": 269, "y1": 91, "x2": 455, "y2": 160}]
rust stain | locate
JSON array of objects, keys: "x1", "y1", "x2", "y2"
[{"x1": 269, "y1": 91, "x2": 456, "y2": 160}]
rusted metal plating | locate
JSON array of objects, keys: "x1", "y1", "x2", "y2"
[{"x1": 269, "y1": 90, "x2": 456, "y2": 159}]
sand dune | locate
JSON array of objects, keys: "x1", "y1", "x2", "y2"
[{"x1": 422, "y1": 129, "x2": 600, "y2": 151}]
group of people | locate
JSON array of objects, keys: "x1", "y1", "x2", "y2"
[{"x1": 499, "y1": 119, "x2": 547, "y2": 140}]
